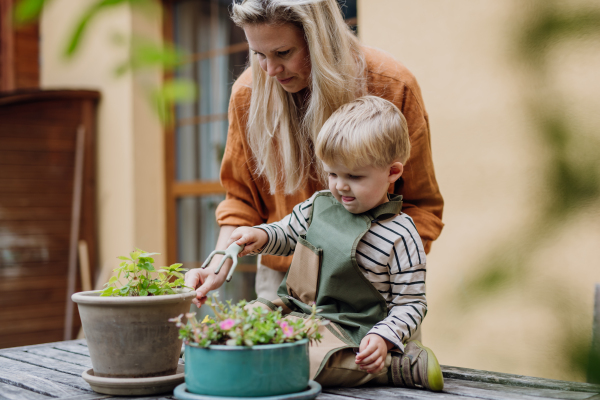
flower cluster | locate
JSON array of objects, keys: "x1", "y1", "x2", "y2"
[{"x1": 170, "y1": 295, "x2": 324, "y2": 347}]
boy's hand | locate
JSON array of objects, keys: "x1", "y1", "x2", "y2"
[
  {"x1": 355, "y1": 334, "x2": 394, "y2": 374},
  {"x1": 228, "y1": 227, "x2": 268, "y2": 257}
]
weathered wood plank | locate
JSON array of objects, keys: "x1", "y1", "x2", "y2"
[
  {"x1": 1, "y1": 350, "x2": 87, "y2": 376},
  {"x1": 0, "y1": 338, "x2": 87, "y2": 353},
  {"x1": 0, "y1": 382, "x2": 51, "y2": 400},
  {"x1": 325, "y1": 386, "x2": 472, "y2": 400},
  {"x1": 0, "y1": 365, "x2": 88, "y2": 397},
  {"x1": 442, "y1": 366, "x2": 600, "y2": 393},
  {"x1": 58, "y1": 395, "x2": 111, "y2": 400},
  {"x1": 52, "y1": 342, "x2": 91, "y2": 357},
  {"x1": 24, "y1": 347, "x2": 93, "y2": 368},
  {"x1": 0, "y1": 356, "x2": 92, "y2": 392},
  {"x1": 0, "y1": 338, "x2": 86, "y2": 354},
  {"x1": 118, "y1": 397, "x2": 176, "y2": 400},
  {"x1": 317, "y1": 393, "x2": 364, "y2": 400},
  {"x1": 105, "y1": 397, "x2": 175, "y2": 400},
  {"x1": 444, "y1": 378, "x2": 598, "y2": 400},
  {"x1": 444, "y1": 378, "x2": 597, "y2": 400}
]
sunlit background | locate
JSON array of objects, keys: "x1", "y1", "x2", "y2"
[{"x1": 1, "y1": 0, "x2": 599, "y2": 382}]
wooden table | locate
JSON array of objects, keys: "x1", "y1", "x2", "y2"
[{"x1": 1, "y1": 339, "x2": 600, "y2": 400}]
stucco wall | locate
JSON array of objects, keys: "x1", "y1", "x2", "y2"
[
  {"x1": 358, "y1": 0, "x2": 600, "y2": 381},
  {"x1": 41, "y1": 1, "x2": 166, "y2": 278}
]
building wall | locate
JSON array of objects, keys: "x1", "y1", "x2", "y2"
[
  {"x1": 359, "y1": 0, "x2": 600, "y2": 381},
  {"x1": 40, "y1": 1, "x2": 167, "y2": 277}
]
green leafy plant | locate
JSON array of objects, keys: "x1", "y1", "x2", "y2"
[
  {"x1": 170, "y1": 295, "x2": 324, "y2": 347},
  {"x1": 100, "y1": 249, "x2": 188, "y2": 297}
]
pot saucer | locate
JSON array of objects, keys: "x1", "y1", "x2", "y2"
[
  {"x1": 82, "y1": 364, "x2": 185, "y2": 395},
  {"x1": 173, "y1": 380, "x2": 321, "y2": 400}
]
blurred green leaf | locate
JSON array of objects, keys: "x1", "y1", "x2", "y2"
[
  {"x1": 160, "y1": 79, "x2": 196, "y2": 102},
  {"x1": 152, "y1": 79, "x2": 196, "y2": 124},
  {"x1": 115, "y1": 40, "x2": 186, "y2": 76},
  {"x1": 13, "y1": 0, "x2": 47, "y2": 25},
  {"x1": 64, "y1": 0, "x2": 149, "y2": 58}
]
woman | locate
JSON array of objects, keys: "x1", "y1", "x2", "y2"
[{"x1": 185, "y1": 0, "x2": 444, "y2": 307}]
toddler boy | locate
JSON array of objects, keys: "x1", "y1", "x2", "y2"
[{"x1": 228, "y1": 96, "x2": 443, "y2": 391}]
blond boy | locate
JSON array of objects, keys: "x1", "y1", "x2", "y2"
[{"x1": 228, "y1": 96, "x2": 443, "y2": 390}]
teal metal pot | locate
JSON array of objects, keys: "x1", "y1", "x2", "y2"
[{"x1": 184, "y1": 339, "x2": 309, "y2": 397}]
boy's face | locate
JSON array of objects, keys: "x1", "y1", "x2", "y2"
[{"x1": 322, "y1": 161, "x2": 403, "y2": 214}]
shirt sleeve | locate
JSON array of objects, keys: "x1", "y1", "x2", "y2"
[
  {"x1": 366, "y1": 219, "x2": 427, "y2": 351},
  {"x1": 254, "y1": 191, "x2": 319, "y2": 256}
]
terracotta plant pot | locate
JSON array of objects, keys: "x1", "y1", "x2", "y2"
[
  {"x1": 183, "y1": 338, "x2": 310, "y2": 397},
  {"x1": 72, "y1": 289, "x2": 195, "y2": 378}
]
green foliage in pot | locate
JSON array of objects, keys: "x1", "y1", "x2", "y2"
[
  {"x1": 100, "y1": 249, "x2": 188, "y2": 297},
  {"x1": 171, "y1": 295, "x2": 324, "y2": 347}
]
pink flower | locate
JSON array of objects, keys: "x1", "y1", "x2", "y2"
[
  {"x1": 278, "y1": 321, "x2": 294, "y2": 337},
  {"x1": 219, "y1": 319, "x2": 235, "y2": 330}
]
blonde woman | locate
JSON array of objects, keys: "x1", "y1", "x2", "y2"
[{"x1": 185, "y1": 0, "x2": 443, "y2": 310}]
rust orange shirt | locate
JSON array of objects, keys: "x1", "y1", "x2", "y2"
[{"x1": 216, "y1": 46, "x2": 444, "y2": 272}]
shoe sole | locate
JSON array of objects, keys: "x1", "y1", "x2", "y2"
[{"x1": 412, "y1": 340, "x2": 444, "y2": 392}]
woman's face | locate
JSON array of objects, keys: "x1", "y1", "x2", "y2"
[{"x1": 244, "y1": 23, "x2": 311, "y2": 93}]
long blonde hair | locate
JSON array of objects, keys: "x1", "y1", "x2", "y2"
[{"x1": 231, "y1": 0, "x2": 366, "y2": 194}]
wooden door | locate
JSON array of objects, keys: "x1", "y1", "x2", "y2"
[{"x1": 0, "y1": 90, "x2": 99, "y2": 348}]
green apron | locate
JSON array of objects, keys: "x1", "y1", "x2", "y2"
[{"x1": 267, "y1": 192, "x2": 403, "y2": 377}]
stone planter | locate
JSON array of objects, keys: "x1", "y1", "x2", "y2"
[
  {"x1": 72, "y1": 289, "x2": 195, "y2": 378},
  {"x1": 182, "y1": 338, "x2": 310, "y2": 397}
]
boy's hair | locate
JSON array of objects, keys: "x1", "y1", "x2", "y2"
[{"x1": 315, "y1": 96, "x2": 410, "y2": 169}]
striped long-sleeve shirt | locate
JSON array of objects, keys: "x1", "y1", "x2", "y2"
[{"x1": 256, "y1": 190, "x2": 427, "y2": 351}]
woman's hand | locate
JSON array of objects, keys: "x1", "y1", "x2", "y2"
[
  {"x1": 184, "y1": 225, "x2": 237, "y2": 307},
  {"x1": 355, "y1": 334, "x2": 394, "y2": 374},
  {"x1": 184, "y1": 264, "x2": 229, "y2": 307},
  {"x1": 228, "y1": 227, "x2": 268, "y2": 257}
]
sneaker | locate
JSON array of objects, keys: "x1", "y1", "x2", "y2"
[{"x1": 390, "y1": 340, "x2": 444, "y2": 391}]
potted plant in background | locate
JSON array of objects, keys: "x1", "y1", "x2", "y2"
[
  {"x1": 72, "y1": 249, "x2": 195, "y2": 395},
  {"x1": 171, "y1": 295, "x2": 324, "y2": 400}
]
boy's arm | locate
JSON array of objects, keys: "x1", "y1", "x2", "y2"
[
  {"x1": 254, "y1": 191, "x2": 318, "y2": 256},
  {"x1": 366, "y1": 217, "x2": 427, "y2": 351}
]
